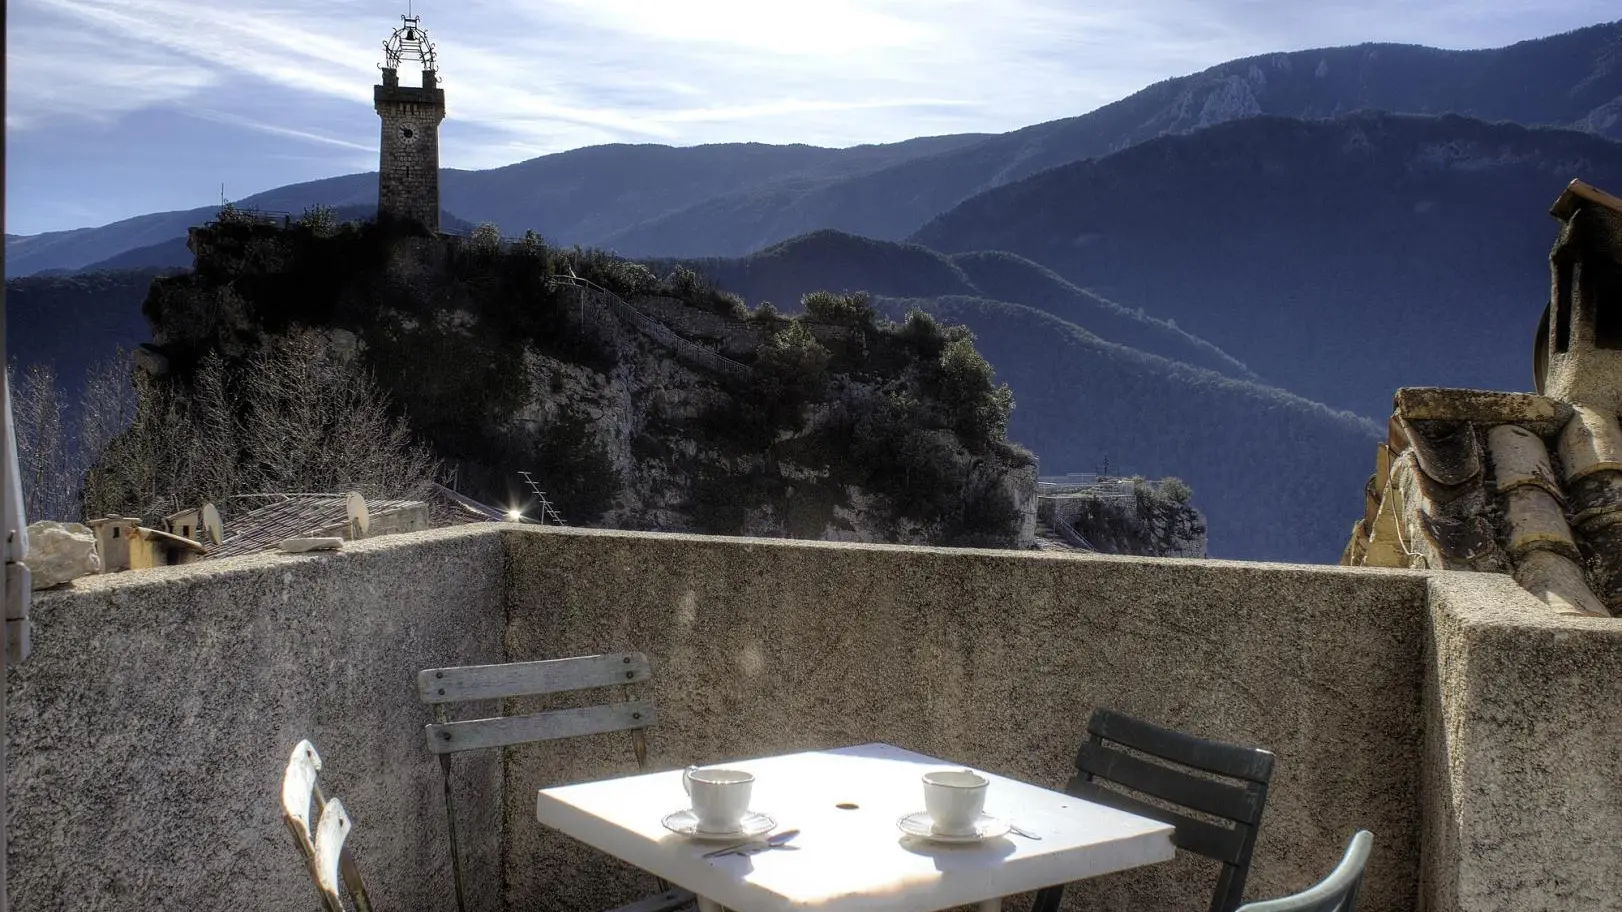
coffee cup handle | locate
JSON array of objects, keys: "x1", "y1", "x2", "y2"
[{"x1": 682, "y1": 765, "x2": 698, "y2": 796}]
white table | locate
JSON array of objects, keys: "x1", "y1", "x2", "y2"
[{"x1": 535, "y1": 742, "x2": 1175, "y2": 912}]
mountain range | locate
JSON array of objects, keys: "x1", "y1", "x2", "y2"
[
  {"x1": 12, "y1": 20, "x2": 1619, "y2": 278},
  {"x1": 8, "y1": 18, "x2": 1622, "y2": 561}
]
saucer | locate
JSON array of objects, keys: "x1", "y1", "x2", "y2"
[
  {"x1": 896, "y1": 811, "x2": 1012, "y2": 843},
  {"x1": 662, "y1": 809, "x2": 777, "y2": 841}
]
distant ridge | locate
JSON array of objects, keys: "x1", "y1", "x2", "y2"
[
  {"x1": 10, "y1": 20, "x2": 1619, "y2": 273},
  {"x1": 910, "y1": 110, "x2": 1622, "y2": 418},
  {"x1": 665, "y1": 230, "x2": 1259, "y2": 382}
]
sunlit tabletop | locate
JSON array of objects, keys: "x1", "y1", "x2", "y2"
[{"x1": 535, "y1": 742, "x2": 1175, "y2": 912}]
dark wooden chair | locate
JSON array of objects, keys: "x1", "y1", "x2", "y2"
[
  {"x1": 418, "y1": 652, "x2": 695, "y2": 912},
  {"x1": 1236, "y1": 831, "x2": 1372, "y2": 912},
  {"x1": 1031, "y1": 708, "x2": 1276, "y2": 912}
]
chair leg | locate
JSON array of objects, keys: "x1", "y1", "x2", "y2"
[
  {"x1": 439, "y1": 753, "x2": 468, "y2": 912},
  {"x1": 1030, "y1": 884, "x2": 1065, "y2": 912}
]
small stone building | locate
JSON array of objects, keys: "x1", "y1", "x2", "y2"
[
  {"x1": 86, "y1": 516, "x2": 139, "y2": 572},
  {"x1": 128, "y1": 527, "x2": 206, "y2": 570},
  {"x1": 1343, "y1": 179, "x2": 1622, "y2": 618}
]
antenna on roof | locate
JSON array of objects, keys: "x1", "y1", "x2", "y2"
[{"x1": 517, "y1": 471, "x2": 567, "y2": 526}]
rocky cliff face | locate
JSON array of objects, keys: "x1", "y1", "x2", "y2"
[
  {"x1": 1039, "y1": 478, "x2": 1207, "y2": 558},
  {"x1": 118, "y1": 216, "x2": 1036, "y2": 548}
]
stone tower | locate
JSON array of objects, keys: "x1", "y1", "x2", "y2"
[{"x1": 374, "y1": 13, "x2": 445, "y2": 231}]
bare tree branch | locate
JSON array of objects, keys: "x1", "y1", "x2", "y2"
[{"x1": 84, "y1": 328, "x2": 440, "y2": 521}]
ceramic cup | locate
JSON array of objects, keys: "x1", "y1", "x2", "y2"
[
  {"x1": 682, "y1": 766, "x2": 755, "y2": 833},
  {"x1": 923, "y1": 769, "x2": 988, "y2": 836}
]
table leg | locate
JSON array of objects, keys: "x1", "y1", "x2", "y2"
[
  {"x1": 696, "y1": 896, "x2": 728, "y2": 912},
  {"x1": 976, "y1": 899, "x2": 1003, "y2": 912}
]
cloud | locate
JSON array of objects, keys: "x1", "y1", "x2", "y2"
[
  {"x1": 184, "y1": 108, "x2": 374, "y2": 153},
  {"x1": 7, "y1": 0, "x2": 1620, "y2": 176},
  {"x1": 6, "y1": 16, "x2": 218, "y2": 128}
]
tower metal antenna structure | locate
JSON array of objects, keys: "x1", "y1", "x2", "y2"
[{"x1": 518, "y1": 472, "x2": 567, "y2": 525}]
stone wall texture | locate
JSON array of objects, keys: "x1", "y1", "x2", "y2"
[
  {"x1": 374, "y1": 87, "x2": 445, "y2": 230},
  {"x1": 502, "y1": 529, "x2": 1429, "y2": 912},
  {"x1": 5, "y1": 526, "x2": 506, "y2": 912},
  {"x1": 1423, "y1": 571, "x2": 1622, "y2": 912},
  {"x1": 6, "y1": 524, "x2": 1618, "y2": 912}
]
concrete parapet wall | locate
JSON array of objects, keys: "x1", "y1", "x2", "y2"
[
  {"x1": 1423, "y1": 571, "x2": 1622, "y2": 912},
  {"x1": 4, "y1": 525, "x2": 508, "y2": 912},
  {"x1": 6, "y1": 524, "x2": 1617, "y2": 912},
  {"x1": 502, "y1": 528, "x2": 1429, "y2": 912}
]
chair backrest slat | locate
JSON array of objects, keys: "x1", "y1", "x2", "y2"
[
  {"x1": 418, "y1": 652, "x2": 651, "y2": 704},
  {"x1": 1077, "y1": 741, "x2": 1264, "y2": 823},
  {"x1": 1070, "y1": 709, "x2": 1276, "y2": 912},
  {"x1": 425, "y1": 700, "x2": 657, "y2": 754},
  {"x1": 1065, "y1": 779, "x2": 1249, "y2": 865},
  {"x1": 312, "y1": 798, "x2": 354, "y2": 912},
  {"x1": 280, "y1": 741, "x2": 374, "y2": 912},
  {"x1": 1235, "y1": 831, "x2": 1373, "y2": 912},
  {"x1": 281, "y1": 740, "x2": 324, "y2": 848},
  {"x1": 1089, "y1": 709, "x2": 1275, "y2": 783}
]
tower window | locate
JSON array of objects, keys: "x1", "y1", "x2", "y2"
[
  {"x1": 401, "y1": 127, "x2": 415, "y2": 139},
  {"x1": 1594, "y1": 258, "x2": 1622, "y2": 350},
  {"x1": 1556, "y1": 258, "x2": 1573, "y2": 353}
]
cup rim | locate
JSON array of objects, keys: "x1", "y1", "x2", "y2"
[
  {"x1": 924, "y1": 769, "x2": 988, "y2": 789},
  {"x1": 688, "y1": 767, "x2": 755, "y2": 785}
]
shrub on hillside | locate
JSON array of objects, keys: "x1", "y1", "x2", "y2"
[
  {"x1": 803, "y1": 290, "x2": 877, "y2": 329},
  {"x1": 297, "y1": 204, "x2": 338, "y2": 236},
  {"x1": 749, "y1": 301, "x2": 788, "y2": 329},
  {"x1": 532, "y1": 407, "x2": 620, "y2": 523},
  {"x1": 748, "y1": 321, "x2": 832, "y2": 430},
  {"x1": 935, "y1": 337, "x2": 1014, "y2": 444},
  {"x1": 896, "y1": 306, "x2": 948, "y2": 357}
]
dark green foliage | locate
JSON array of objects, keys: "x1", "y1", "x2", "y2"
[
  {"x1": 660, "y1": 264, "x2": 747, "y2": 317},
  {"x1": 297, "y1": 205, "x2": 338, "y2": 236},
  {"x1": 802, "y1": 290, "x2": 878, "y2": 329},
  {"x1": 941, "y1": 475, "x2": 1023, "y2": 548},
  {"x1": 1159, "y1": 476, "x2": 1193, "y2": 504},
  {"x1": 470, "y1": 222, "x2": 503, "y2": 255},
  {"x1": 364, "y1": 320, "x2": 530, "y2": 453},
  {"x1": 1060, "y1": 477, "x2": 1208, "y2": 557},
  {"x1": 747, "y1": 301, "x2": 789, "y2": 331},
  {"x1": 532, "y1": 408, "x2": 620, "y2": 523},
  {"x1": 686, "y1": 466, "x2": 768, "y2": 536},
  {"x1": 71, "y1": 220, "x2": 1033, "y2": 547},
  {"x1": 684, "y1": 465, "x2": 844, "y2": 538},
  {"x1": 745, "y1": 321, "x2": 832, "y2": 433},
  {"x1": 896, "y1": 306, "x2": 948, "y2": 358},
  {"x1": 847, "y1": 392, "x2": 959, "y2": 520},
  {"x1": 932, "y1": 336, "x2": 1014, "y2": 445}
]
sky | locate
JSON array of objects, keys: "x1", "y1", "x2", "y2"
[{"x1": 6, "y1": 0, "x2": 1619, "y2": 235}]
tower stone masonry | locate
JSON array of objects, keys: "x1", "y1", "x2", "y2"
[{"x1": 374, "y1": 15, "x2": 445, "y2": 231}]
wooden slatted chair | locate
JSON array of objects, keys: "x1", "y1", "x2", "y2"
[
  {"x1": 1030, "y1": 708, "x2": 1276, "y2": 912},
  {"x1": 1235, "y1": 831, "x2": 1373, "y2": 912},
  {"x1": 281, "y1": 739, "x2": 375, "y2": 912},
  {"x1": 417, "y1": 652, "x2": 694, "y2": 912}
]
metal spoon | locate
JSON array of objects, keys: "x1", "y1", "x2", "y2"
[{"x1": 702, "y1": 828, "x2": 801, "y2": 859}]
